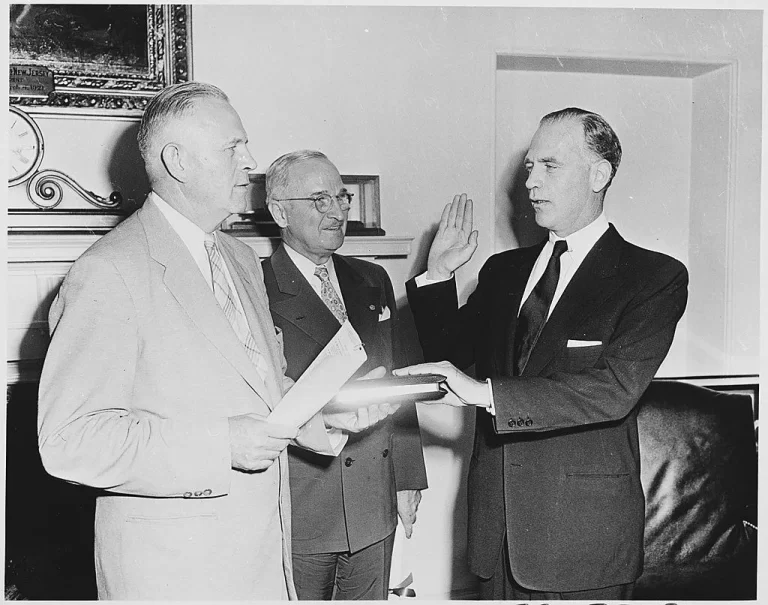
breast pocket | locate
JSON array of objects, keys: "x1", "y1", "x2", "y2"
[{"x1": 553, "y1": 344, "x2": 604, "y2": 373}]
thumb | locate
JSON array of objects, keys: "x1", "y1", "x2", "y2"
[{"x1": 468, "y1": 230, "x2": 479, "y2": 249}]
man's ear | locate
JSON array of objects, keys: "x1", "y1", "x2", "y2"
[
  {"x1": 591, "y1": 159, "x2": 612, "y2": 193},
  {"x1": 267, "y1": 200, "x2": 289, "y2": 228},
  {"x1": 160, "y1": 143, "x2": 187, "y2": 183}
]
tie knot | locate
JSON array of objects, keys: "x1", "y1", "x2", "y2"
[
  {"x1": 552, "y1": 240, "x2": 568, "y2": 258},
  {"x1": 314, "y1": 266, "x2": 330, "y2": 280}
]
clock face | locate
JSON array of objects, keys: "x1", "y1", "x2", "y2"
[{"x1": 9, "y1": 106, "x2": 44, "y2": 186}]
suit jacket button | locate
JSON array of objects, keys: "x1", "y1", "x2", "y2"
[
  {"x1": 183, "y1": 492, "x2": 192, "y2": 498},
  {"x1": 507, "y1": 419, "x2": 516, "y2": 428},
  {"x1": 203, "y1": 489, "x2": 212, "y2": 496},
  {"x1": 382, "y1": 449, "x2": 389, "y2": 458},
  {"x1": 345, "y1": 457, "x2": 354, "y2": 467},
  {"x1": 194, "y1": 491, "x2": 202, "y2": 497},
  {"x1": 369, "y1": 304, "x2": 376, "y2": 311},
  {"x1": 525, "y1": 419, "x2": 533, "y2": 427},
  {"x1": 517, "y1": 417, "x2": 525, "y2": 427}
]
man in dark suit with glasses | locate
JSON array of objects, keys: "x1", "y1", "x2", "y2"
[{"x1": 262, "y1": 150, "x2": 428, "y2": 600}]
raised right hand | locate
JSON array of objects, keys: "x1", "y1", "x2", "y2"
[
  {"x1": 228, "y1": 414, "x2": 298, "y2": 472},
  {"x1": 426, "y1": 194, "x2": 479, "y2": 280}
]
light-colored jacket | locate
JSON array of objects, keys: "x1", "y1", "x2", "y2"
[{"x1": 38, "y1": 197, "x2": 334, "y2": 600}]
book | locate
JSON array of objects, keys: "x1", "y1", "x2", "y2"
[{"x1": 325, "y1": 373, "x2": 447, "y2": 411}]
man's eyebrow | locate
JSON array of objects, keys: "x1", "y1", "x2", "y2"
[{"x1": 223, "y1": 136, "x2": 246, "y2": 146}]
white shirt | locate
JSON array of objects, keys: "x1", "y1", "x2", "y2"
[
  {"x1": 520, "y1": 212, "x2": 609, "y2": 318},
  {"x1": 283, "y1": 244, "x2": 347, "y2": 309}
]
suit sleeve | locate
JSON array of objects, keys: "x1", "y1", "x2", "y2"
[
  {"x1": 379, "y1": 266, "x2": 427, "y2": 491},
  {"x1": 38, "y1": 255, "x2": 232, "y2": 498},
  {"x1": 491, "y1": 259, "x2": 688, "y2": 433}
]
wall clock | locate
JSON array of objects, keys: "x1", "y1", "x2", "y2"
[{"x1": 9, "y1": 105, "x2": 44, "y2": 187}]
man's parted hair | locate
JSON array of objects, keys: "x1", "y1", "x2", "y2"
[
  {"x1": 541, "y1": 107, "x2": 622, "y2": 189},
  {"x1": 137, "y1": 81, "x2": 229, "y2": 161},
  {"x1": 265, "y1": 149, "x2": 330, "y2": 202}
]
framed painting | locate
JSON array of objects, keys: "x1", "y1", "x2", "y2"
[{"x1": 9, "y1": 4, "x2": 191, "y2": 114}]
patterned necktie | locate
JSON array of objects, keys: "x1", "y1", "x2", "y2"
[
  {"x1": 314, "y1": 265, "x2": 347, "y2": 325},
  {"x1": 204, "y1": 236, "x2": 270, "y2": 382},
  {"x1": 514, "y1": 239, "x2": 569, "y2": 376}
]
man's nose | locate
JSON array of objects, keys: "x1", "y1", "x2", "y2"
[
  {"x1": 241, "y1": 147, "x2": 257, "y2": 172},
  {"x1": 525, "y1": 169, "x2": 538, "y2": 190},
  {"x1": 326, "y1": 198, "x2": 347, "y2": 219}
]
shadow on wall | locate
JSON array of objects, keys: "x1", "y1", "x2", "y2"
[{"x1": 108, "y1": 121, "x2": 151, "y2": 216}]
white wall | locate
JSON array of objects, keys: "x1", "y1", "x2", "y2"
[
  {"x1": 189, "y1": 7, "x2": 760, "y2": 597},
  {"x1": 6, "y1": 6, "x2": 761, "y2": 600}
]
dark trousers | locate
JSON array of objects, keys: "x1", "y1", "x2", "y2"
[
  {"x1": 292, "y1": 531, "x2": 395, "y2": 600},
  {"x1": 478, "y1": 537, "x2": 635, "y2": 601}
]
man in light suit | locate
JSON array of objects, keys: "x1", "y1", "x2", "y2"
[
  {"x1": 37, "y1": 82, "x2": 395, "y2": 601},
  {"x1": 397, "y1": 108, "x2": 688, "y2": 599},
  {"x1": 262, "y1": 150, "x2": 428, "y2": 600}
]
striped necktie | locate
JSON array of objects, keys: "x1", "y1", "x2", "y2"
[
  {"x1": 204, "y1": 236, "x2": 270, "y2": 382},
  {"x1": 314, "y1": 265, "x2": 347, "y2": 325}
]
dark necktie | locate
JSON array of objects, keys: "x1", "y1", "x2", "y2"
[{"x1": 514, "y1": 240, "x2": 568, "y2": 376}]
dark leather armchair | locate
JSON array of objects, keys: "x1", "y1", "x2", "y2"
[{"x1": 635, "y1": 380, "x2": 757, "y2": 600}]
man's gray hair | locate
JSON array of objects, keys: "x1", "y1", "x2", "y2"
[
  {"x1": 265, "y1": 150, "x2": 330, "y2": 202},
  {"x1": 540, "y1": 107, "x2": 622, "y2": 190},
  {"x1": 137, "y1": 81, "x2": 229, "y2": 161}
]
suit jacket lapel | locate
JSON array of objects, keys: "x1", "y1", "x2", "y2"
[
  {"x1": 522, "y1": 225, "x2": 625, "y2": 377},
  {"x1": 333, "y1": 254, "x2": 380, "y2": 345},
  {"x1": 139, "y1": 199, "x2": 271, "y2": 405},
  {"x1": 500, "y1": 244, "x2": 544, "y2": 376},
  {"x1": 217, "y1": 237, "x2": 276, "y2": 407},
  {"x1": 268, "y1": 244, "x2": 340, "y2": 348}
]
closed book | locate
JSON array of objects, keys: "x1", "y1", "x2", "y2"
[{"x1": 326, "y1": 373, "x2": 446, "y2": 411}]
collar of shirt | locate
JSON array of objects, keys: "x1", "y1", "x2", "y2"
[
  {"x1": 283, "y1": 244, "x2": 346, "y2": 306},
  {"x1": 151, "y1": 191, "x2": 213, "y2": 289},
  {"x1": 520, "y1": 212, "x2": 610, "y2": 315}
]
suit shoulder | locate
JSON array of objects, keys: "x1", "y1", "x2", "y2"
[
  {"x1": 620, "y1": 241, "x2": 688, "y2": 278},
  {"x1": 218, "y1": 230, "x2": 259, "y2": 261},
  {"x1": 74, "y1": 212, "x2": 147, "y2": 267}
]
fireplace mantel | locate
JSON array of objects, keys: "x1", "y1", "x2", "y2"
[{"x1": 7, "y1": 231, "x2": 413, "y2": 383}]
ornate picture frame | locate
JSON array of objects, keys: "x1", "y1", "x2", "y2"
[{"x1": 9, "y1": 4, "x2": 191, "y2": 114}]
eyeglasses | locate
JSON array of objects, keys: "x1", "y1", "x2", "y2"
[{"x1": 274, "y1": 191, "x2": 354, "y2": 214}]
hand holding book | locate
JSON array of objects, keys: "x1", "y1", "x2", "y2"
[{"x1": 393, "y1": 361, "x2": 492, "y2": 408}]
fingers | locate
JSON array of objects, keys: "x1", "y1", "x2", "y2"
[
  {"x1": 393, "y1": 362, "x2": 450, "y2": 378},
  {"x1": 438, "y1": 202, "x2": 452, "y2": 232},
  {"x1": 360, "y1": 365, "x2": 387, "y2": 380},
  {"x1": 446, "y1": 194, "x2": 461, "y2": 228},
  {"x1": 463, "y1": 198, "x2": 473, "y2": 233}
]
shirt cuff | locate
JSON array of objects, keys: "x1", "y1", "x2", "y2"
[
  {"x1": 414, "y1": 271, "x2": 452, "y2": 288},
  {"x1": 486, "y1": 378, "x2": 496, "y2": 416},
  {"x1": 326, "y1": 428, "x2": 348, "y2": 455}
]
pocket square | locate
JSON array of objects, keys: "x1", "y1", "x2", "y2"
[
  {"x1": 378, "y1": 306, "x2": 391, "y2": 321},
  {"x1": 567, "y1": 339, "x2": 602, "y2": 348}
]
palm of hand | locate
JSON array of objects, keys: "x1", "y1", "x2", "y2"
[{"x1": 427, "y1": 194, "x2": 478, "y2": 279}]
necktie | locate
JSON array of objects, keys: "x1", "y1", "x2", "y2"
[
  {"x1": 314, "y1": 265, "x2": 347, "y2": 325},
  {"x1": 204, "y1": 237, "x2": 270, "y2": 382},
  {"x1": 514, "y1": 239, "x2": 568, "y2": 376}
]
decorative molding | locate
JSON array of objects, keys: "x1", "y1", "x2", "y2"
[
  {"x1": 7, "y1": 232, "x2": 413, "y2": 264},
  {"x1": 26, "y1": 169, "x2": 123, "y2": 210},
  {"x1": 6, "y1": 360, "x2": 44, "y2": 384}
]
